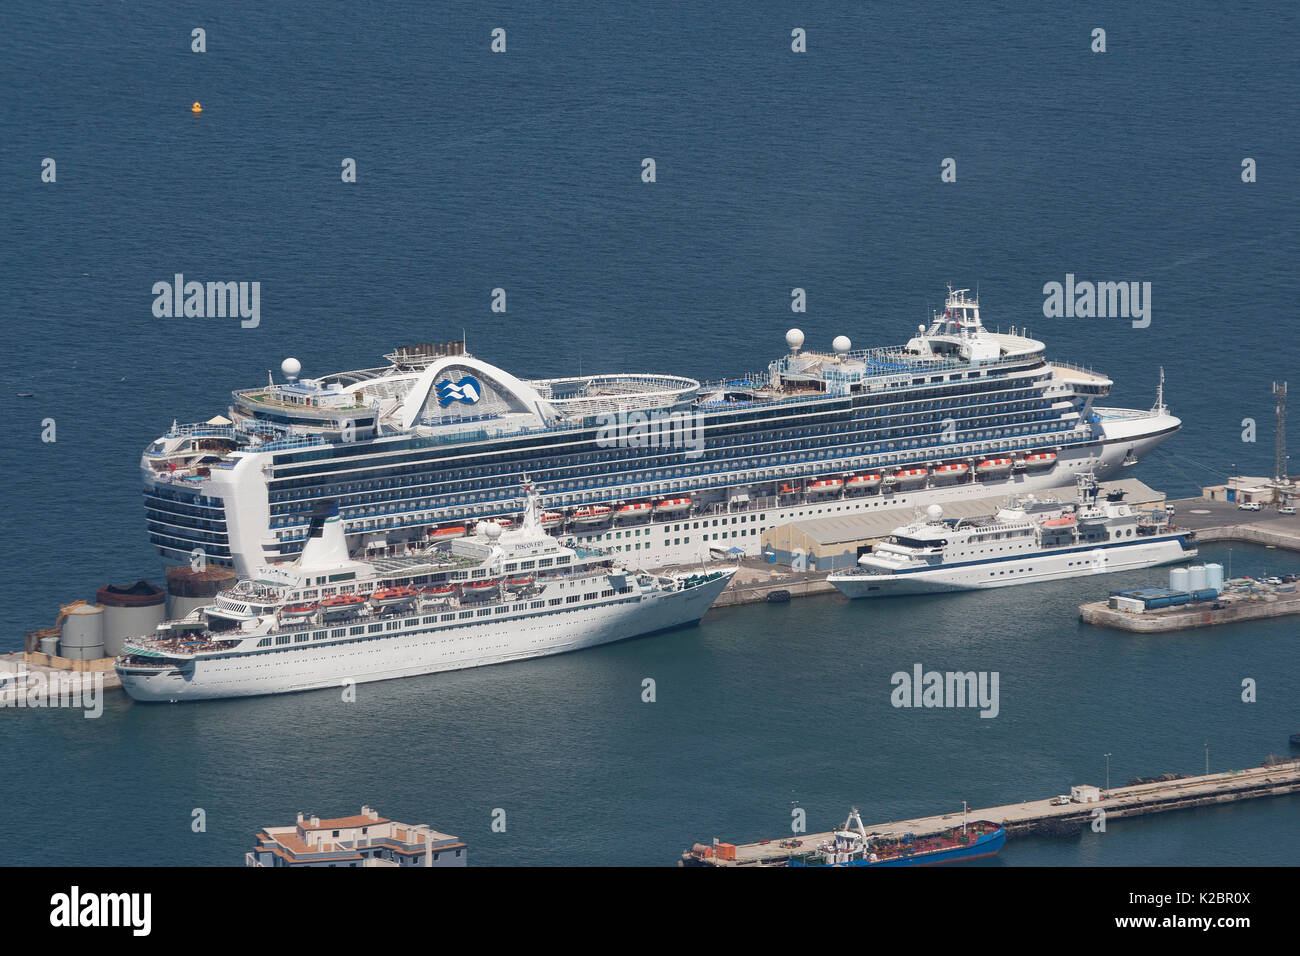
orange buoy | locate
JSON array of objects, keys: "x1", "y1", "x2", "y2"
[{"x1": 191, "y1": 102, "x2": 202, "y2": 113}]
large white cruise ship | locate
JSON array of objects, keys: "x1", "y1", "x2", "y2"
[
  {"x1": 827, "y1": 470, "x2": 1196, "y2": 597},
  {"x1": 141, "y1": 287, "x2": 1180, "y2": 577},
  {"x1": 115, "y1": 480, "x2": 735, "y2": 701}
]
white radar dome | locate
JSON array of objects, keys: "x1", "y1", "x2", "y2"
[
  {"x1": 785, "y1": 328, "x2": 805, "y2": 352},
  {"x1": 281, "y1": 357, "x2": 302, "y2": 380},
  {"x1": 833, "y1": 335, "x2": 852, "y2": 354},
  {"x1": 926, "y1": 504, "x2": 944, "y2": 521},
  {"x1": 480, "y1": 522, "x2": 503, "y2": 540}
]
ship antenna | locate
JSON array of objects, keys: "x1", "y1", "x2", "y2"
[{"x1": 1152, "y1": 366, "x2": 1167, "y2": 415}]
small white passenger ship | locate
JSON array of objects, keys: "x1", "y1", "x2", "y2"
[
  {"x1": 115, "y1": 479, "x2": 735, "y2": 701},
  {"x1": 827, "y1": 469, "x2": 1195, "y2": 598}
]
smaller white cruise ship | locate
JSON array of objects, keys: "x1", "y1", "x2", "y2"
[
  {"x1": 827, "y1": 469, "x2": 1195, "y2": 598},
  {"x1": 116, "y1": 479, "x2": 735, "y2": 701}
]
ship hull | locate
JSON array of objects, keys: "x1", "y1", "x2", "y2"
[
  {"x1": 790, "y1": 828, "x2": 1006, "y2": 867},
  {"x1": 147, "y1": 406, "x2": 1180, "y2": 578},
  {"x1": 830, "y1": 536, "x2": 1194, "y2": 598},
  {"x1": 117, "y1": 574, "x2": 730, "y2": 702}
]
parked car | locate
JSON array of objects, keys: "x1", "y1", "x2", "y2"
[
  {"x1": 1238, "y1": 501, "x2": 1263, "y2": 511},
  {"x1": 1278, "y1": 505, "x2": 1296, "y2": 516},
  {"x1": 1165, "y1": 504, "x2": 1176, "y2": 516}
]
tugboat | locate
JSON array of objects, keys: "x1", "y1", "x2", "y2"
[{"x1": 789, "y1": 808, "x2": 1006, "y2": 867}]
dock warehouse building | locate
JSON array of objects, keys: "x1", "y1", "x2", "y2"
[{"x1": 761, "y1": 478, "x2": 1165, "y2": 570}]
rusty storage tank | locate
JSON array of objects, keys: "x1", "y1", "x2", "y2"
[
  {"x1": 166, "y1": 566, "x2": 237, "y2": 620},
  {"x1": 59, "y1": 601, "x2": 105, "y2": 660},
  {"x1": 97, "y1": 580, "x2": 168, "y2": 656}
]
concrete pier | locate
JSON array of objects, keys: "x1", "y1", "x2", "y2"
[
  {"x1": 1080, "y1": 592, "x2": 1300, "y2": 633},
  {"x1": 681, "y1": 760, "x2": 1300, "y2": 866}
]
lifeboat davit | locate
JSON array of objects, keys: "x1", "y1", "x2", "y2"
[
  {"x1": 1021, "y1": 452, "x2": 1057, "y2": 469},
  {"x1": 780, "y1": 483, "x2": 803, "y2": 495},
  {"x1": 977, "y1": 457, "x2": 1014, "y2": 476},
  {"x1": 617, "y1": 502, "x2": 653, "y2": 519},
  {"x1": 887, "y1": 468, "x2": 928, "y2": 485},
  {"x1": 571, "y1": 506, "x2": 612, "y2": 525},
  {"x1": 318, "y1": 594, "x2": 367, "y2": 619},
  {"x1": 541, "y1": 511, "x2": 564, "y2": 527},
  {"x1": 279, "y1": 602, "x2": 318, "y2": 622},
  {"x1": 932, "y1": 463, "x2": 969, "y2": 479},
  {"x1": 846, "y1": 473, "x2": 882, "y2": 491},
  {"x1": 807, "y1": 478, "x2": 844, "y2": 496},
  {"x1": 655, "y1": 497, "x2": 692, "y2": 514},
  {"x1": 370, "y1": 586, "x2": 419, "y2": 608}
]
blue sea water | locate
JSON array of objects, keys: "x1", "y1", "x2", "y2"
[{"x1": 2, "y1": 1, "x2": 1297, "y2": 865}]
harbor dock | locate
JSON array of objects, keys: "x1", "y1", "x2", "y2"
[
  {"x1": 699, "y1": 495, "x2": 1300, "y2": 608},
  {"x1": 1080, "y1": 590, "x2": 1300, "y2": 633},
  {"x1": 681, "y1": 759, "x2": 1300, "y2": 866}
]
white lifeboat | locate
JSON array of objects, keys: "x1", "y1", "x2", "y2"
[
  {"x1": 932, "y1": 463, "x2": 969, "y2": 480},
  {"x1": 846, "y1": 473, "x2": 882, "y2": 490},
  {"x1": 571, "y1": 505, "x2": 612, "y2": 525},
  {"x1": 807, "y1": 478, "x2": 844, "y2": 496},
  {"x1": 616, "y1": 502, "x2": 653, "y2": 519},
  {"x1": 977, "y1": 457, "x2": 1014, "y2": 476},
  {"x1": 1021, "y1": 452, "x2": 1057, "y2": 469},
  {"x1": 888, "y1": 467, "x2": 929, "y2": 485},
  {"x1": 540, "y1": 511, "x2": 564, "y2": 527}
]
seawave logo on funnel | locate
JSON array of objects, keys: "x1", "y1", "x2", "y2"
[{"x1": 436, "y1": 376, "x2": 482, "y2": 406}]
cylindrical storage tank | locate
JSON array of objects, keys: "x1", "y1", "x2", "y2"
[
  {"x1": 1192, "y1": 588, "x2": 1219, "y2": 602},
  {"x1": 97, "y1": 580, "x2": 167, "y2": 656},
  {"x1": 1186, "y1": 565, "x2": 1208, "y2": 592},
  {"x1": 1204, "y1": 563, "x2": 1224, "y2": 591},
  {"x1": 1169, "y1": 567, "x2": 1190, "y2": 592},
  {"x1": 59, "y1": 601, "x2": 104, "y2": 660},
  {"x1": 1168, "y1": 592, "x2": 1191, "y2": 606},
  {"x1": 38, "y1": 635, "x2": 60, "y2": 656},
  {"x1": 1145, "y1": 595, "x2": 1172, "y2": 609},
  {"x1": 166, "y1": 566, "x2": 237, "y2": 620}
]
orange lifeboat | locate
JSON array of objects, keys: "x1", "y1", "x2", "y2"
[
  {"x1": 540, "y1": 511, "x2": 564, "y2": 527},
  {"x1": 977, "y1": 457, "x2": 1014, "y2": 476},
  {"x1": 318, "y1": 594, "x2": 367, "y2": 619},
  {"x1": 1021, "y1": 452, "x2": 1057, "y2": 469},
  {"x1": 617, "y1": 502, "x2": 653, "y2": 519},
  {"x1": 279, "y1": 602, "x2": 318, "y2": 622},
  {"x1": 887, "y1": 468, "x2": 929, "y2": 485},
  {"x1": 933, "y1": 463, "x2": 969, "y2": 479},
  {"x1": 655, "y1": 497, "x2": 692, "y2": 514},
  {"x1": 1041, "y1": 514, "x2": 1077, "y2": 529},
  {"x1": 846, "y1": 473, "x2": 882, "y2": 490},
  {"x1": 571, "y1": 506, "x2": 612, "y2": 525},
  {"x1": 370, "y1": 586, "x2": 419, "y2": 608},
  {"x1": 431, "y1": 525, "x2": 467, "y2": 538}
]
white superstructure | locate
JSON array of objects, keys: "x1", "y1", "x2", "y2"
[
  {"x1": 141, "y1": 287, "x2": 1181, "y2": 577},
  {"x1": 116, "y1": 479, "x2": 735, "y2": 701},
  {"x1": 828, "y1": 469, "x2": 1197, "y2": 597}
]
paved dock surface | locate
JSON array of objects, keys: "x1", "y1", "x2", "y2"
[{"x1": 684, "y1": 762, "x2": 1300, "y2": 866}]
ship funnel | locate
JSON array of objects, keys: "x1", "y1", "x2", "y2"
[{"x1": 297, "y1": 502, "x2": 351, "y2": 570}]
